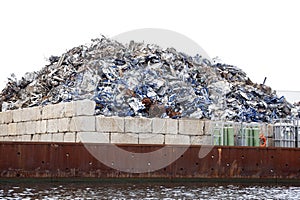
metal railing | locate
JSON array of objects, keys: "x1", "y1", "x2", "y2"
[{"x1": 272, "y1": 119, "x2": 300, "y2": 148}]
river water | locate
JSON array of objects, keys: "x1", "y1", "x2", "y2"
[{"x1": 1, "y1": 180, "x2": 300, "y2": 200}]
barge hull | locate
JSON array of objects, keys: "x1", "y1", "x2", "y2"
[{"x1": 1, "y1": 142, "x2": 300, "y2": 179}]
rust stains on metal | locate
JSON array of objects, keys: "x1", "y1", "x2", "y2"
[{"x1": 1, "y1": 142, "x2": 300, "y2": 179}]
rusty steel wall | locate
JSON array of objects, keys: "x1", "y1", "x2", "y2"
[{"x1": 1, "y1": 142, "x2": 300, "y2": 179}]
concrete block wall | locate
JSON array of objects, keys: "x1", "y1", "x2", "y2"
[
  {"x1": 0, "y1": 100, "x2": 96, "y2": 143},
  {"x1": 0, "y1": 100, "x2": 273, "y2": 146}
]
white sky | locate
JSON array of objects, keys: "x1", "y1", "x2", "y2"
[{"x1": 0, "y1": 0, "x2": 299, "y2": 98}]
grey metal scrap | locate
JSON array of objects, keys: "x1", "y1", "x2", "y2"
[{"x1": 0, "y1": 36, "x2": 296, "y2": 122}]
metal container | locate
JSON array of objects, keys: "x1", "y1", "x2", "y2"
[
  {"x1": 227, "y1": 126, "x2": 235, "y2": 146},
  {"x1": 273, "y1": 121, "x2": 296, "y2": 148},
  {"x1": 252, "y1": 127, "x2": 260, "y2": 147},
  {"x1": 212, "y1": 122, "x2": 235, "y2": 146}
]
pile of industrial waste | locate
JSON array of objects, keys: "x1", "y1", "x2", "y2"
[{"x1": 0, "y1": 36, "x2": 297, "y2": 122}]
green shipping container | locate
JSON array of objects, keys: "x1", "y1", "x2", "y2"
[
  {"x1": 214, "y1": 128, "x2": 221, "y2": 145},
  {"x1": 247, "y1": 128, "x2": 253, "y2": 146},
  {"x1": 223, "y1": 127, "x2": 228, "y2": 146},
  {"x1": 227, "y1": 126, "x2": 235, "y2": 146},
  {"x1": 253, "y1": 127, "x2": 260, "y2": 146}
]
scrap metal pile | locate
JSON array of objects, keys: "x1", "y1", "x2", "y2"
[{"x1": 0, "y1": 36, "x2": 296, "y2": 122}]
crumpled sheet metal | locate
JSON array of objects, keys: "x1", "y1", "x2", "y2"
[{"x1": 0, "y1": 36, "x2": 295, "y2": 122}]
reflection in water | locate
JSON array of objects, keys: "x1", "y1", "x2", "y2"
[{"x1": 1, "y1": 180, "x2": 300, "y2": 200}]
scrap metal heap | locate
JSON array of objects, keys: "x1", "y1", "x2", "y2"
[{"x1": 0, "y1": 36, "x2": 296, "y2": 122}]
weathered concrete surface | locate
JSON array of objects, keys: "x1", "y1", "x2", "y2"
[
  {"x1": 96, "y1": 116, "x2": 124, "y2": 133},
  {"x1": 111, "y1": 133, "x2": 139, "y2": 144},
  {"x1": 138, "y1": 133, "x2": 165, "y2": 144},
  {"x1": 165, "y1": 134, "x2": 190, "y2": 145},
  {"x1": 125, "y1": 118, "x2": 152, "y2": 133},
  {"x1": 153, "y1": 118, "x2": 178, "y2": 134},
  {"x1": 179, "y1": 119, "x2": 204, "y2": 135},
  {"x1": 70, "y1": 116, "x2": 96, "y2": 132},
  {"x1": 77, "y1": 132, "x2": 110, "y2": 144}
]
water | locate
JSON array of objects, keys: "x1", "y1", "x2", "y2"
[{"x1": 1, "y1": 180, "x2": 300, "y2": 200}]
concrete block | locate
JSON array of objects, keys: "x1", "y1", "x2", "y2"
[
  {"x1": 0, "y1": 124, "x2": 6, "y2": 135},
  {"x1": 6, "y1": 135, "x2": 22, "y2": 142},
  {"x1": 63, "y1": 100, "x2": 95, "y2": 117},
  {"x1": 5, "y1": 136, "x2": 17, "y2": 141},
  {"x1": 165, "y1": 134, "x2": 190, "y2": 145},
  {"x1": 5, "y1": 111, "x2": 13, "y2": 124},
  {"x1": 18, "y1": 135, "x2": 23, "y2": 141},
  {"x1": 47, "y1": 119, "x2": 58, "y2": 133},
  {"x1": 0, "y1": 112, "x2": 4, "y2": 124},
  {"x1": 73, "y1": 100, "x2": 95, "y2": 116},
  {"x1": 0, "y1": 124, "x2": 8, "y2": 136},
  {"x1": 96, "y1": 116, "x2": 124, "y2": 133},
  {"x1": 12, "y1": 109, "x2": 23, "y2": 122},
  {"x1": 52, "y1": 103, "x2": 65, "y2": 119},
  {"x1": 139, "y1": 133, "x2": 164, "y2": 144},
  {"x1": 153, "y1": 118, "x2": 178, "y2": 134},
  {"x1": 16, "y1": 123, "x2": 26, "y2": 135},
  {"x1": 40, "y1": 133, "x2": 52, "y2": 142},
  {"x1": 2, "y1": 136, "x2": 12, "y2": 141},
  {"x1": 25, "y1": 121, "x2": 36, "y2": 135},
  {"x1": 64, "y1": 132, "x2": 76, "y2": 142},
  {"x1": 70, "y1": 116, "x2": 95, "y2": 132},
  {"x1": 111, "y1": 133, "x2": 138, "y2": 144},
  {"x1": 203, "y1": 120, "x2": 214, "y2": 135},
  {"x1": 36, "y1": 120, "x2": 47, "y2": 134},
  {"x1": 42, "y1": 99, "x2": 96, "y2": 119},
  {"x1": 3, "y1": 136, "x2": 19, "y2": 142},
  {"x1": 77, "y1": 132, "x2": 110, "y2": 143},
  {"x1": 42, "y1": 103, "x2": 64, "y2": 119},
  {"x1": 32, "y1": 134, "x2": 41, "y2": 142},
  {"x1": 191, "y1": 135, "x2": 212, "y2": 145},
  {"x1": 0, "y1": 136, "x2": 6, "y2": 141},
  {"x1": 179, "y1": 119, "x2": 204, "y2": 135},
  {"x1": 63, "y1": 102, "x2": 75, "y2": 117},
  {"x1": 21, "y1": 134, "x2": 32, "y2": 142},
  {"x1": 58, "y1": 118, "x2": 70, "y2": 132},
  {"x1": 22, "y1": 106, "x2": 42, "y2": 121},
  {"x1": 0, "y1": 111, "x2": 13, "y2": 124},
  {"x1": 4, "y1": 136, "x2": 12, "y2": 141},
  {"x1": 12, "y1": 135, "x2": 22, "y2": 141},
  {"x1": 125, "y1": 117, "x2": 152, "y2": 133},
  {"x1": 7, "y1": 123, "x2": 17, "y2": 135},
  {"x1": 52, "y1": 133, "x2": 64, "y2": 142}
]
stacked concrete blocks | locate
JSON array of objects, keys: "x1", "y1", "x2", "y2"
[
  {"x1": 0, "y1": 100, "x2": 96, "y2": 143},
  {"x1": 0, "y1": 99, "x2": 243, "y2": 146}
]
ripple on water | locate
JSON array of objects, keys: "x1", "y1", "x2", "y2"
[{"x1": 1, "y1": 181, "x2": 300, "y2": 199}]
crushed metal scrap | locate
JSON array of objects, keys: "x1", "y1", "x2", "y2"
[{"x1": 0, "y1": 36, "x2": 296, "y2": 122}]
